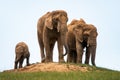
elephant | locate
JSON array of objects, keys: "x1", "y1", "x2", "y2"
[
  {"x1": 37, "y1": 10, "x2": 68, "y2": 63},
  {"x1": 65, "y1": 18, "x2": 98, "y2": 66},
  {"x1": 82, "y1": 24, "x2": 98, "y2": 66},
  {"x1": 14, "y1": 42, "x2": 30, "y2": 69},
  {"x1": 65, "y1": 19, "x2": 86, "y2": 63}
]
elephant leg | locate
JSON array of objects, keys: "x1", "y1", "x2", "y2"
[
  {"x1": 14, "y1": 61, "x2": 18, "y2": 69},
  {"x1": 91, "y1": 46, "x2": 96, "y2": 66},
  {"x1": 14, "y1": 54, "x2": 22, "y2": 69},
  {"x1": 19, "y1": 57, "x2": 24, "y2": 68},
  {"x1": 26, "y1": 56, "x2": 30, "y2": 66},
  {"x1": 85, "y1": 47, "x2": 90, "y2": 65},
  {"x1": 44, "y1": 39, "x2": 51, "y2": 62},
  {"x1": 67, "y1": 51, "x2": 72, "y2": 63},
  {"x1": 37, "y1": 32, "x2": 45, "y2": 63},
  {"x1": 40, "y1": 43, "x2": 45, "y2": 63},
  {"x1": 57, "y1": 39, "x2": 65, "y2": 63},
  {"x1": 14, "y1": 57, "x2": 19, "y2": 69},
  {"x1": 73, "y1": 51, "x2": 77, "y2": 63},
  {"x1": 76, "y1": 41, "x2": 83, "y2": 63},
  {"x1": 45, "y1": 46, "x2": 51, "y2": 62},
  {"x1": 50, "y1": 40, "x2": 56, "y2": 62}
]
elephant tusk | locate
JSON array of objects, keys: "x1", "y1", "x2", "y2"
[
  {"x1": 87, "y1": 44, "x2": 89, "y2": 47},
  {"x1": 57, "y1": 29, "x2": 60, "y2": 32},
  {"x1": 79, "y1": 39, "x2": 83, "y2": 43}
]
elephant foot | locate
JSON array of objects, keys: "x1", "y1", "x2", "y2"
[
  {"x1": 77, "y1": 60, "x2": 82, "y2": 64},
  {"x1": 45, "y1": 59, "x2": 53, "y2": 63},
  {"x1": 27, "y1": 63, "x2": 30, "y2": 66},
  {"x1": 59, "y1": 59, "x2": 65, "y2": 63},
  {"x1": 85, "y1": 61, "x2": 89, "y2": 65},
  {"x1": 92, "y1": 63, "x2": 96, "y2": 66},
  {"x1": 19, "y1": 65, "x2": 23, "y2": 68},
  {"x1": 41, "y1": 58, "x2": 45, "y2": 63},
  {"x1": 14, "y1": 66, "x2": 17, "y2": 69}
]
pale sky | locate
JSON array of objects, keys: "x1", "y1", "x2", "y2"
[{"x1": 0, "y1": 0, "x2": 120, "y2": 71}]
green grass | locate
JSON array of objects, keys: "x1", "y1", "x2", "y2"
[
  {"x1": 0, "y1": 64, "x2": 120, "y2": 80},
  {"x1": 0, "y1": 70, "x2": 120, "y2": 80}
]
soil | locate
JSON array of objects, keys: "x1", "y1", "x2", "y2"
[{"x1": 4, "y1": 62, "x2": 90, "y2": 72}]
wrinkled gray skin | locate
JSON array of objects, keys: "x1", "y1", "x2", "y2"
[
  {"x1": 83, "y1": 24, "x2": 98, "y2": 66},
  {"x1": 14, "y1": 42, "x2": 30, "y2": 69},
  {"x1": 65, "y1": 19, "x2": 85, "y2": 63},
  {"x1": 37, "y1": 10, "x2": 68, "y2": 63},
  {"x1": 65, "y1": 19, "x2": 98, "y2": 66}
]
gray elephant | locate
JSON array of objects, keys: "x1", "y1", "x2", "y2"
[
  {"x1": 14, "y1": 42, "x2": 30, "y2": 69},
  {"x1": 37, "y1": 10, "x2": 68, "y2": 63},
  {"x1": 65, "y1": 19, "x2": 85, "y2": 63},
  {"x1": 65, "y1": 18, "x2": 98, "y2": 66},
  {"x1": 83, "y1": 24, "x2": 98, "y2": 66}
]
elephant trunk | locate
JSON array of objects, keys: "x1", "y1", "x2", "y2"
[
  {"x1": 60, "y1": 24, "x2": 68, "y2": 56},
  {"x1": 78, "y1": 37, "x2": 83, "y2": 43},
  {"x1": 87, "y1": 37, "x2": 97, "y2": 47},
  {"x1": 87, "y1": 37, "x2": 90, "y2": 47},
  {"x1": 63, "y1": 42, "x2": 69, "y2": 56},
  {"x1": 57, "y1": 22, "x2": 61, "y2": 32},
  {"x1": 90, "y1": 45, "x2": 96, "y2": 66},
  {"x1": 62, "y1": 33, "x2": 69, "y2": 56},
  {"x1": 57, "y1": 21, "x2": 67, "y2": 32}
]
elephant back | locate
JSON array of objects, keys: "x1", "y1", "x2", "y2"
[{"x1": 15, "y1": 42, "x2": 29, "y2": 55}]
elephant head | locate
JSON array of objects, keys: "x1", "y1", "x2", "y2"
[
  {"x1": 45, "y1": 10, "x2": 68, "y2": 33},
  {"x1": 83, "y1": 24, "x2": 98, "y2": 47},
  {"x1": 73, "y1": 18, "x2": 86, "y2": 43}
]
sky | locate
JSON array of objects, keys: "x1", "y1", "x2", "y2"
[{"x1": 0, "y1": 0, "x2": 120, "y2": 71}]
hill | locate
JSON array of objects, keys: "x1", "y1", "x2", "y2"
[
  {"x1": 1, "y1": 63, "x2": 120, "y2": 80},
  {"x1": 4, "y1": 62, "x2": 91, "y2": 72}
]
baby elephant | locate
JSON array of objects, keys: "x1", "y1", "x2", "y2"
[{"x1": 14, "y1": 42, "x2": 30, "y2": 69}]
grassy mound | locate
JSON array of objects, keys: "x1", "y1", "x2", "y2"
[{"x1": 1, "y1": 63, "x2": 120, "y2": 80}]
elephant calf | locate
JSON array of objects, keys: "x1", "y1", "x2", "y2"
[{"x1": 14, "y1": 42, "x2": 30, "y2": 69}]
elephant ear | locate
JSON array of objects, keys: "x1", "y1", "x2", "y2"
[{"x1": 45, "y1": 16, "x2": 53, "y2": 30}]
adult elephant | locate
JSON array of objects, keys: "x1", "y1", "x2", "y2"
[
  {"x1": 65, "y1": 18, "x2": 98, "y2": 66},
  {"x1": 37, "y1": 10, "x2": 68, "y2": 63},
  {"x1": 83, "y1": 24, "x2": 98, "y2": 66},
  {"x1": 65, "y1": 19, "x2": 85, "y2": 63},
  {"x1": 14, "y1": 42, "x2": 30, "y2": 69}
]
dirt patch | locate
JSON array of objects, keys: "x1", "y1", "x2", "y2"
[{"x1": 4, "y1": 63, "x2": 90, "y2": 72}]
